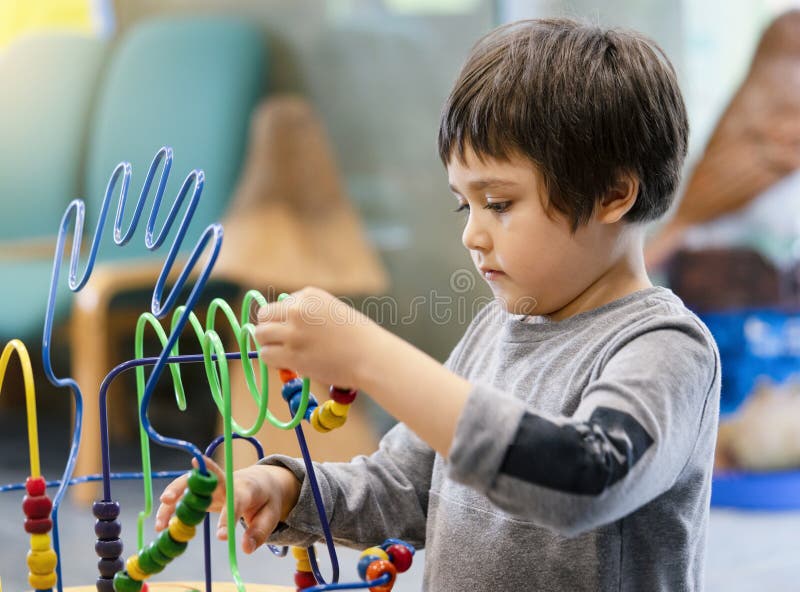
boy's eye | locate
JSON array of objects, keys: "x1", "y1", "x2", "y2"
[
  {"x1": 453, "y1": 203, "x2": 469, "y2": 213},
  {"x1": 484, "y1": 201, "x2": 511, "y2": 213}
]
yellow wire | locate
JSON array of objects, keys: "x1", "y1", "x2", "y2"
[{"x1": 0, "y1": 339, "x2": 40, "y2": 477}]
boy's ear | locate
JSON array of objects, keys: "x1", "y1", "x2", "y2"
[{"x1": 596, "y1": 171, "x2": 639, "y2": 224}]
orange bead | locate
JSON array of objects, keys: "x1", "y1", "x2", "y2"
[
  {"x1": 366, "y1": 559, "x2": 397, "y2": 592},
  {"x1": 279, "y1": 368, "x2": 298, "y2": 383}
]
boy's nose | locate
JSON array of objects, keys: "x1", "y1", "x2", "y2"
[{"x1": 461, "y1": 213, "x2": 491, "y2": 252}]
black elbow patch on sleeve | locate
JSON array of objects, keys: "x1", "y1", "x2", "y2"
[{"x1": 499, "y1": 406, "x2": 654, "y2": 495}]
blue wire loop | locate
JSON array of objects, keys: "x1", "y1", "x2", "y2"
[{"x1": 41, "y1": 147, "x2": 220, "y2": 592}]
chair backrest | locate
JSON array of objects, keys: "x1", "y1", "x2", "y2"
[
  {"x1": 83, "y1": 17, "x2": 266, "y2": 260},
  {"x1": 0, "y1": 33, "x2": 106, "y2": 241}
]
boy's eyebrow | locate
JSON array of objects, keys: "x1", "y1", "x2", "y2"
[{"x1": 448, "y1": 178, "x2": 520, "y2": 193}]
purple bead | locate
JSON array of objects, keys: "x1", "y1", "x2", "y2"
[
  {"x1": 92, "y1": 500, "x2": 120, "y2": 520},
  {"x1": 95, "y1": 518, "x2": 122, "y2": 540},
  {"x1": 97, "y1": 557, "x2": 124, "y2": 578},
  {"x1": 95, "y1": 577, "x2": 115, "y2": 592},
  {"x1": 95, "y1": 538, "x2": 123, "y2": 558}
]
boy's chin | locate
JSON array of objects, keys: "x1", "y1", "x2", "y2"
[{"x1": 494, "y1": 294, "x2": 540, "y2": 315}]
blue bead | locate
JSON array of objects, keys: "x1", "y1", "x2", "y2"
[
  {"x1": 357, "y1": 554, "x2": 380, "y2": 581},
  {"x1": 281, "y1": 378, "x2": 304, "y2": 402},
  {"x1": 290, "y1": 392, "x2": 318, "y2": 416}
]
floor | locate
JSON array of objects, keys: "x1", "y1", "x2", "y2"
[{"x1": 1, "y1": 402, "x2": 799, "y2": 591}]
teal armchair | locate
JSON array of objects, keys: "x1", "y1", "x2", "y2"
[{"x1": 0, "y1": 33, "x2": 107, "y2": 341}]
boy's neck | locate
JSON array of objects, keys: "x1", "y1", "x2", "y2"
[{"x1": 547, "y1": 233, "x2": 651, "y2": 322}]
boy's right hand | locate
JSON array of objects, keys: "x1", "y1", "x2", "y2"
[{"x1": 154, "y1": 456, "x2": 302, "y2": 554}]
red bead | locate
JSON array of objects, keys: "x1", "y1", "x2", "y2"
[
  {"x1": 280, "y1": 368, "x2": 298, "y2": 383},
  {"x1": 366, "y1": 559, "x2": 397, "y2": 592},
  {"x1": 24, "y1": 517, "x2": 53, "y2": 534},
  {"x1": 22, "y1": 495, "x2": 52, "y2": 519},
  {"x1": 386, "y1": 543, "x2": 413, "y2": 573},
  {"x1": 25, "y1": 476, "x2": 46, "y2": 496},
  {"x1": 329, "y1": 386, "x2": 357, "y2": 404},
  {"x1": 293, "y1": 570, "x2": 317, "y2": 589}
]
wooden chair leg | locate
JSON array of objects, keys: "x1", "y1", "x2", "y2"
[{"x1": 69, "y1": 300, "x2": 110, "y2": 504}]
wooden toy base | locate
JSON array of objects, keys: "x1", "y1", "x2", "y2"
[{"x1": 63, "y1": 583, "x2": 293, "y2": 591}]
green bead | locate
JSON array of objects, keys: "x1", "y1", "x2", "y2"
[
  {"x1": 176, "y1": 499, "x2": 207, "y2": 526},
  {"x1": 113, "y1": 571, "x2": 143, "y2": 592},
  {"x1": 182, "y1": 491, "x2": 212, "y2": 513},
  {"x1": 156, "y1": 530, "x2": 188, "y2": 559},
  {"x1": 136, "y1": 548, "x2": 164, "y2": 575},
  {"x1": 187, "y1": 469, "x2": 218, "y2": 496},
  {"x1": 145, "y1": 541, "x2": 169, "y2": 567}
]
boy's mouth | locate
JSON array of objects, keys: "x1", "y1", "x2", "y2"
[{"x1": 479, "y1": 267, "x2": 505, "y2": 281}]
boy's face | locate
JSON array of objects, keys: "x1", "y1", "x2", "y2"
[{"x1": 447, "y1": 146, "x2": 616, "y2": 316}]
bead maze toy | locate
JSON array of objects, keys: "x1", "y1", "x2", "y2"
[{"x1": 0, "y1": 148, "x2": 415, "y2": 592}]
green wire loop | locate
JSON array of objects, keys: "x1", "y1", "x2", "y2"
[{"x1": 132, "y1": 290, "x2": 309, "y2": 589}]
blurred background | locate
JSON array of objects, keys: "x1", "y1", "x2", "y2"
[{"x1": 1, "y1": 0, "x2": 800, "y2": 590}]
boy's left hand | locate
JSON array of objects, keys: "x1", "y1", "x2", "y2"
[{"x1": 255, "y1": 287, "x2": 381, "y2": 388}]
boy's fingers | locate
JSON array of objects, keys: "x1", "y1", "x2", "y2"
[
  {"x1": 241, "y1": 504, "x2": 281, "y2": 555},
  {"x1": 257, "y1": 300, "x2": 291, "y2": 323},
  {"x1": 155, "y1": 473, "x2": 190, "y2": 530},
  {"x1": 254, "y1": 322, "x2": 291, "y2": 346}
]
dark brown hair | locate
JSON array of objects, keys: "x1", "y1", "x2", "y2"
[{"x1": 438, "y1": 18, "x2": 688, "y2": 230}]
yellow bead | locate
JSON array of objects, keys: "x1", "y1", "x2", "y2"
[
  {"x1": 318, "y1": 404, "x2": 347, "y2": 430},
  {"x1": 310, "y1": 408, "x2": 332, "y2": 433},
  {"x1": 125, "y1": 555, "x2": 149, "y2": 581},
  {"x1": 329, "y1": 400, "x2": 350, "y2": 417},
  {"x1": 26, "y1": 549, "x2": 57, "y2": 574},
  {"x1": 296, "y1": 558, "x2": 312, "y2": 572},
  {"x1": 168, "y1": 515, "x2": 196, "y2": 543},
  {"x1": 28, "y1": 571, "x2": 57, "y2": 589},
  {"x1": 291, "y1": 545, "x2": 310, "y2": 560},
  {"x1": 360, "y1": 546, "x2": 389, "y2": 562},
  {"x1": 30, "y1": 533, "x2": 51, "y2": 552}
]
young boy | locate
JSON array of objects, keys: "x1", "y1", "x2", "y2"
[{"x1": 157, "y1": 18, "x2": 720, "y2": 591}]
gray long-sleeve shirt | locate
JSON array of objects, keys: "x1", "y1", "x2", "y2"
[{"x1": 264, "y1": 286, "x2": 721, "y2": 591}]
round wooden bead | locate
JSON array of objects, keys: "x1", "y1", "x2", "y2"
[
  {"x1": 28, "y1": 571, "x2": 57, "y2": 589},
  {"x1": 175, "y1": 499, "x2": 207, "y2": 526},
  {"x1": 187, "y1": 469, "x2": 218, "y2": 496},
  {"x1": 281, "y1": 378, "x2": 304, "y2": 402},
  {"x1": 95, "y1": 538, "x2": 124, "y2": 559},
  {"x1": 330, "y1": 386, "x2": 357, "y2": 405},
  {"x1": 96, "y1": 577, "x2": 115, "y2": 592},
  {"x1": 25, "y1": 476, "x2": 46, "y2": 496},
  {"x1": 318, "y1": 403, "x2": 347, "y2": 429},
  {"x1": 293, "y1": 570, "x2": 317, "y2": 588},
  {"x1": 182, "y1": 490, "x2": 212, "y2": 513},
  {"x1": 144, "y1": 542, "x2": 169, "y2": 567},
  {"x1": 23, "y1": 494, "x2": 53, "y2": 519},
  {"x1": 366, "y1": 559, "x2": 397, "y2": 592},
  {"x1": 125, "y1": 555, "x2": 148, "y2": 581},
  {"x1": 291, "y1": 546, "x2": 310, "y2": 560},
  {"x1": 27, "y1": 548, "x2": 57, "y2": 574},
  {"x1": 95, "y1": 518, "x2": 122, "y2": 540},
  {"x1": 97, "y1": 557, "x2": 124, "y2": 578},
  {"x1": 295, "y1": 558, "x2": 312, "y2": 572},
  {"x1": 168, "y1": 515, "x2": 196, "y2": 543},
  {"x1": 380, "y1": 539, "x2": 415, "y2": 556},
  {"x1": 24, "y1": 517, "x2": 52, "y2": 534},
  {"x1": 93, "y1": 500, "x2": 121, "y2": 520},
  {"x1": 329, "y1": 400, "x2": 350, "y2": 417},
  {"x1": 279, "y1": 368, "x2": 298, "y2": 383},
  {"x1": 113, "y1": 570, "x2": 143, "y2": 592},
  {"x1": 386, "y1": 544, "x2": 413, "y2": 573},
  {"x1": 155, "y1": 530, "x2": 188, "y2": 559},
  {"x1": 358, "y1": 555, "x2": 380, "y2": 581},
  {"x1": 30, "y1": 533, "x2": 51, "y2": 552},
  {"x1": 310, "y1": 408, "x2": 332, "y2": 433},
  {"x1": 360, "y1": 546, "x2": 389, "y2": 562},
  {"x1": 136, "y1": 548, "x2": 165, "y2": 575}
]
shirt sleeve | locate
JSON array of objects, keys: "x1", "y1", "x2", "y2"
[
  {"x1": 261, "y1": 410, "x2": 436, "y2": 549},
  {"x1": 446, "y1": 319, "x2": 719, "y2": 537}
]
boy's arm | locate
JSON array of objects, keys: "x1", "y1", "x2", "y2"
[
  {"x1": 446, "y1": 320, "x2": 720, "y2": 536},
  {"x1": 262, "y1": 410, "x2": 436, "y2": 549}
]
